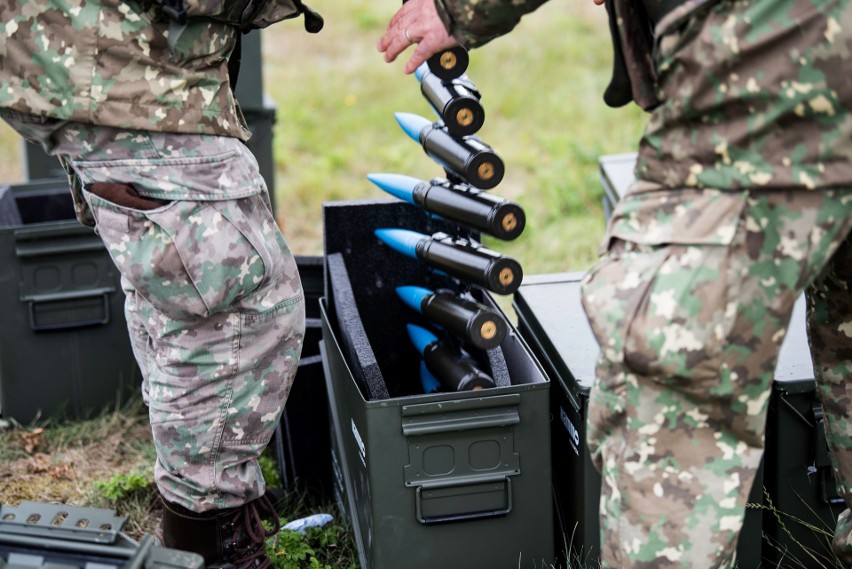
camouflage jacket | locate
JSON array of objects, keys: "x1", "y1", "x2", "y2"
[
  {"x1": 0, "y1": 0, "x2": 281, "y2": 140},
  {"x1": 434, "y1": 0, "x2": 549, "y2": 48},
  {"x1": 436, "y1": 0, "x2": 852, "y2": 191}
]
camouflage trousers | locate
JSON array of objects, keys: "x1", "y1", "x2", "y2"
[
  {"x1": 2, "y1": 113, "x2": 305, "y2": 512},
  {"x1": 580, "y1": 183, "x2": 852, "y2": 568}
]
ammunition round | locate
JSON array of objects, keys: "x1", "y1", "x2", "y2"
[
  {"x1": 484, "y1": 256, "x2": 522, "y2": 295},
  {"x1": 440, "y1": 51, "x2": 457, "y2": 70},
  {"x1": 422, "y1": 289, "x2": 506, "y2": 349},
  {"x1": 419, "y1": 71, "x2": 484, "y2": 136},
  {"x1": 466, "y1": 150, "x2": 504, "y2": 189},
  {"x1": 480, "y1": 320, "x2": 498, "y2": 340},
  {"x1": 456, "y1": 108, "x2": 474, "y2": 127},
  {"x1": 426, "y1": 47, "x2": 470, "y2": 80},
  {"x1": 502, "y1": 212, "x2": 518, "y2": 232},
  {"x1": 478, "y1": 162, "x2": 495, "y2": 181}
]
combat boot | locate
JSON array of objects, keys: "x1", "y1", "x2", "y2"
[{"x1": 159, "y1": 494, "x2": 280, "y2": 569}]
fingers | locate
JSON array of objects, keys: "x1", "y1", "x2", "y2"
[
  {"x1": 403, "y1": 31, "x2": 457, "y2": 74},
  {"x1": 379, "y1": 23, "x2": 415, "y2": 65},
  {"x1": 378, "y1": 0, "x2": 459, "y2": 74},
  {"x1": 386, "y1": 0, "x2": 416, "y2": 32},
  {"x1": 377, "y1": 0, "x2": 418, "y2": 59}
]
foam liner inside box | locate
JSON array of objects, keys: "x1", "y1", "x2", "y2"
[{"x1": 320, "y1": 198, "x2": 554, "y2": 569}]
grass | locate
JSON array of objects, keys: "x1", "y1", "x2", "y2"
[{"x1": 0, "y1": 399, "x2": 359, "y2": 565}]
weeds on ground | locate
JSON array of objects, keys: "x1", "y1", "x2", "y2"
[
  {"x1": 747, "y1": 491, "x2": 846, "y2": 569},
  {"x1": 267, "y1": 521, "x2": 358, "y2": 569}
]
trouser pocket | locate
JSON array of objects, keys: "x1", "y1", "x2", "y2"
[{"x1": 581, "y1": 186, "x2": 747, "y2": 398}]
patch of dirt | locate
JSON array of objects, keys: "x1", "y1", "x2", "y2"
[{"x1": 0, "y1": 416, "x2": 161, "y2": 540}]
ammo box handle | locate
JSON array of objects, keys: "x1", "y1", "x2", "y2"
[
  {"x1": 14, "y1": 225, "x2": 104, "y2": 257},
  {"x1": 25, "y1": 288, "x2": 112, "y2": 331},
  {"x1": 401, "y1": 393, "x2": 521, "y2": 436},
  {"x1": 402, "y1": 407, "x2": 520, "y2": 436},
  {"x1": 415, "y1": 475, "x2": 513, "y2": 525}
]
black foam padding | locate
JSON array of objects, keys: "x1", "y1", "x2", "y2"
[
  {"x1": 485, "y1": 346, "x2": 511, "y2": 388},
  {"x1": 324, "y1": 198, "x2": 514, "y2": 398},
  {"x1": 0, "y1": 185, "x2": 22, "y2": 227},
  {"x1": 327, "y1": 253, "x2": 390, "y2": 401}
]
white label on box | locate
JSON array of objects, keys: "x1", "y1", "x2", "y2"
[
  {"x1": 560, "y1": 406, "x2": 581, "y2": 457},
  {"x1": 351, "y1": 419, "x2": 366, "y2": 467}
]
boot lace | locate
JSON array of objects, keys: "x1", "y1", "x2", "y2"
[{"x1": 223, "y1": 495, "x2": 281, "y2": 569}]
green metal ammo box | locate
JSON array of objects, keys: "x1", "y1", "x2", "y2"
[
  {"x1": 272, "y1": 256, "x2": 335, "y2": 503},
  {"x1": 319, "y1": 199, "x2": 555, "y2": 569},
  {"x1": 0, "y1": 180, "x2": 139, "y2": 423},
  {"x1": 0, "y1": 501, "x2": 203, "y2": 569},
  {"x1": 762, "y1": 298, "x2": 846, "y2": 565}
]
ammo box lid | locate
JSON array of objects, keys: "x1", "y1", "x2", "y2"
[
  {"x1": 514, "y1": 272, "x2": 816, "y2": 397},
  {"x1": 773, "y1": 293, "x2": 816, "y2": 393},
  {"x1": 0, "y1": 502, "x2": 204, "y2": 569},
  {"x1": 599, "y1": 152, "x2": 637, "y2": 206},
  {"x1": 513, "y1": 272, "x2": 598, "y2": 396}
]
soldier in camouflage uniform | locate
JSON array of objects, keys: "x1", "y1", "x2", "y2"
[
  {"x1": 0, "y1": 1, "x2": 319, "y2": 565},
  {"x1": 381, "y1": 0, "x2": 852, "y2": 567}
]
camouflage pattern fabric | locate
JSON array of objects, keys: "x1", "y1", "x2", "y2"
[
  {"x1": 581, "y1": 185, "x2": 852, "y2": 568},
  {"x1": 0, "y1": 0, "x2": 249, "y2": 140},
  {"x1": 434, "y1": 0, "x2": 549, "y2": 48},
  {"x1": 579, "y1": 0, "x2": 852, "y2": 566},
  {"x1": 812, "y1": 231, "x2": 852, "y2": 567},
  {"x1": 437, "y1": 0, "x2": 852, "y2": 189},
  {"x1": 1, "y1": 114, "x2": 306, "y2": 511},
  {"x1": 436, "y1": 0, "x2": 852, "y2": 565},
  {"x1": 638, "y1": 0, "x2": 852, "y2": 191}
]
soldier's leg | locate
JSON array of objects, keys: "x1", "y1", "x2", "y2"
[
  {"x1": 581, "y1": 186, "x2": 852, "y2": 568},
  {"x1": 45, "y1": 124, "x2": 304, "y2": 563},
  {"x1": 806, "y1": 229, "x2": 852, "y2": 564}
]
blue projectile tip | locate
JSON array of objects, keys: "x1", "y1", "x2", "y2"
[
  {"x1": 407, "y1": 324, "x2": 438, "y2": 355},
  {"x1": 420, "y1": 360, "x2": 441, "y2": 394},
  {"x1": 366, "y1": 173, "x2": 421, "y2": 205},
  {"x1": 414, "y1": 62, "x2": 429, "y2": 82},
  {"x1": 396, "y1": 286, "x2": 432, "y2": 313},
  {"x1": 394, "y1": 112, "x2": 432, "y2": 142},
  {"x1": 374, "y1": 228, "x2": 426, "y2": 259}
]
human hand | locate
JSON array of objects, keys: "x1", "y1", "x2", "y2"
[{"x1": 377, "y1": 0, "x2": 459, "y2": 74}]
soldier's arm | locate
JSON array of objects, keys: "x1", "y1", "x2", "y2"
[
  {"x1": 379, "y1": 0, "x2": 553, "y2": 74},
  {"x1": 435, "y1": 0, "x2": 553, "y2": 48}
]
